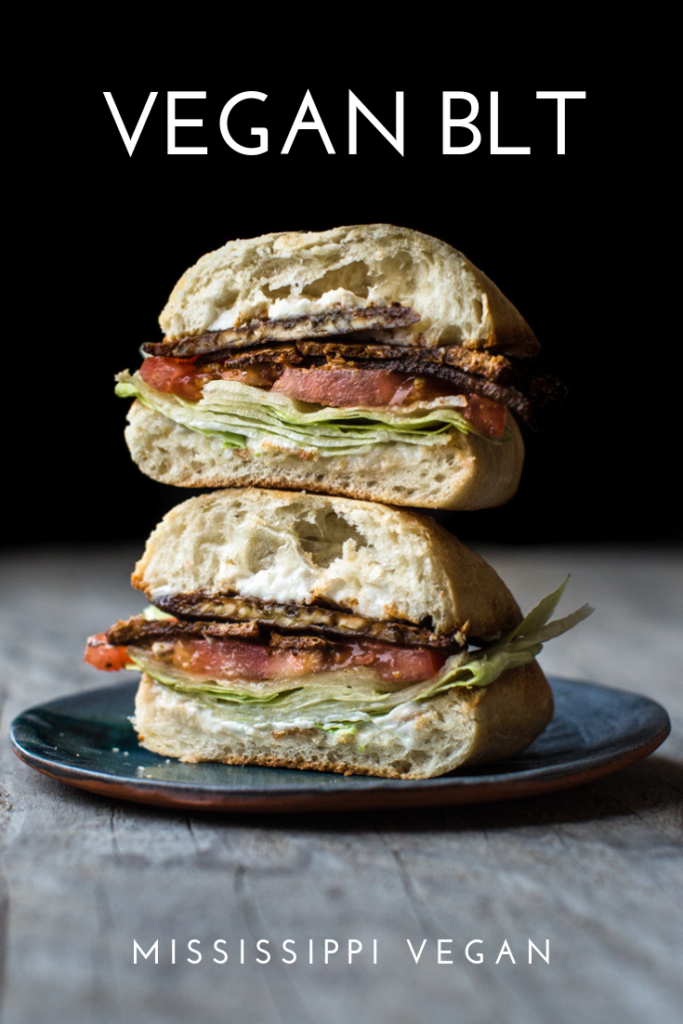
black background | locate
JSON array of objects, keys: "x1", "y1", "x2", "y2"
[{"x1": 12, "y1": 49, "x2": 677, "y2": 549}]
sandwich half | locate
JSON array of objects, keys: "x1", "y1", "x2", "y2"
[
  {"x1": 116, "y1": 225, "x2": 562, "y2": 510},
  {"x1": 85, "y1": 489, "x2": 591, "y2": 779}
]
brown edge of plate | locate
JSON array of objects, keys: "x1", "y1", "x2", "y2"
[{"x1": 11, "y1": 727, "x2": 670, "y2": 813}]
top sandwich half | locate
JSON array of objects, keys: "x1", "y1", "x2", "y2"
[
  {"x1": 157, "y1": 223, "x2": 539, "y2": 355},
  {"x1": 117, "y1": 225, "x2": 563, "y2": 510}
]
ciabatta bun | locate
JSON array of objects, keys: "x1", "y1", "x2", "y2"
[
  {"x1": 133, "y1": 661, "x2": 553, "y2": 780},
  {"x1": 124, "y1": 401, "x2": 524, "y2": 512},
  {"x1": 159, "y1": 224, "x2": 539, "y2": 356},
  {"x1": 132, "y1": 488, "x2": 521, "y2": 637}
]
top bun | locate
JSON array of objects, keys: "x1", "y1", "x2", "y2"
[
  {"x1": 159, "y1": 224, "x2": 539, "y2": 357},
  {"x1": 132, "y1": 488, "x2": 521, "y2": 637}
]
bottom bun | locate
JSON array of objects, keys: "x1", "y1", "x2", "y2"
[
  {"x1": 124, "y1": 401, "x2": 524, "y2": 511},
  {"x1": 132, "y1": 662, "x2": 553, "y2": 779}
]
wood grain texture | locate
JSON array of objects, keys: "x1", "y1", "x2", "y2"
[{"x1": 1, "y1": 545, "x2": 682, "y2": 1024}]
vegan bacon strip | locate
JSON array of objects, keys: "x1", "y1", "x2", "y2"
[
  {"x1": 149, "y1": 592, "x2": 466, "y2": 650},
  {"x1": 105, "y1": 616, "x2": 262, "y2": 645},
  {"x1": 142, "y1": 304, "x2": 421, "y2": 357}
]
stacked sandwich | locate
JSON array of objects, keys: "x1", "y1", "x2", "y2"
[{"x1": 86, "y1": 225, "x2": 590, "y2": 778}]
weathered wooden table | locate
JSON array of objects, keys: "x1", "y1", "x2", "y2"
[{"x1": 1, "y1": 545, "x2": 681, "y2": 1024}]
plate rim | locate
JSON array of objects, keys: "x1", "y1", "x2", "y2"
[{"x1": 9, "y1": 677, "x2": 672, "y2": 812}]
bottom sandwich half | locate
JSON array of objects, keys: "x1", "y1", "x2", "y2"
[
  {"x1": 85, "y1": 488, "x2": 591, "y2": 780},
  {"x1": 133, "y1": 661, "x2": 552, "y2": 779}
]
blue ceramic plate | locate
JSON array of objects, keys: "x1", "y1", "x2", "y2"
[{"x1": 9, "y1": 677, "x2": 670, "y2": 812}]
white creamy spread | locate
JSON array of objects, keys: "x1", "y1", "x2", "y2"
[
  {"x1": 237, "y1": 559, "x2": 318, "y2": 605},
  {"x1": 207, "y1": 307, "x2": 239, "y2": 330},
  {"x1": 267, "y1": 289, "x2": 366, "y2": 319},
  {"x1": 322, "y1": 578, "x2": 396, "y2": 621},
  {"x1": 154, "y1": 678, "x2": 420, "y2": 747},
  {"x1": 371, "y1": 702, "x2": 421, "y2": 744},
  {"x1": 152, "y1": 563, "x2": 398, "y2": 622},
  {"x1": 208, "y1": 288, "x2": 368, "y2": 331},
  {"x1": 157, "y1": 682, "x2": 329, "y2": 741}
]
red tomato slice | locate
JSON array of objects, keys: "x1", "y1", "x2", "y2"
[
  {"x1": 139, "y1": 357, "x2": 274, "y2": 402},
  {"x1": 139, "y1": 357, "x2": 204, "y2": 401},
  {"x1": 366, "y1": 644, "x2": 447, "y2": 683},
  {"x1": 270, "y1": 369, "x2": 507, "y2": 434},
  {"x1": 84, "y1": 634, "x2": 133, "y2": 671},
  {"x1": 166, "y1": 638, "x2": 447, "y2": 684},
  {"x1": 271, "y1": 367, "x2": 419, "y2": 408},
  {"x1": 171, "y1": 640, "x2": 311, "y2": 681},
  {"x1": 460, "y1": 394, "x2": 507, "y2": 438}
]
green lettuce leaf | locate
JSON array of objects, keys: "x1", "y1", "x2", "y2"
[
  {"x1": 141, "y1": 605, "x2": 175, "y2": 621},
  {"x1": 318, "y1": 721, "x2": 359, "y2": 737},
  {"x1": 418, "y1": 578, "x2": 593, "y2": 700}
]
